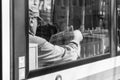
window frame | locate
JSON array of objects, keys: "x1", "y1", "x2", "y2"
[
  {"x1": 10, "y1": 0, "x2": 118, "y2": 79},
  {"x1": 26, "y1": 0, "x2": 117, "y2": 79}
]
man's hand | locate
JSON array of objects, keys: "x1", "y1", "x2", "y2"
[
  {"x1": 73, "y1": 30, "x2": 83, "y2": 43},
  {"x1": 49, "y1": 25, "x2": 83, "y2": 45}
]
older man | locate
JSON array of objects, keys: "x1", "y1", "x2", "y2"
[{"x1": 29, "y1": 10, "x2": 83, "y2": 67}]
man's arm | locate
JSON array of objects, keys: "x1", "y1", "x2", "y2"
[{"x1": 29, "y1": 30, "x2": 83, "y2": 67}]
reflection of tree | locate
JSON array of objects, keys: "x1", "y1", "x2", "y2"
[{"x1": 81, "y1": 0, "x2": 85, "y2": 31}]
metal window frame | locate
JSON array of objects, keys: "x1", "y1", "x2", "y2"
[{"x1": 10, "y1": 0, "x2": 118, "y2": 79}]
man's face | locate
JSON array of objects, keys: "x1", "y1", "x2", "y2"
[
  {"x1": 30, "y1": 17, "x2": 37, "y2": 27},
  {"x1": 29, "y1": 17, "x2": 38, "y2": 34}
]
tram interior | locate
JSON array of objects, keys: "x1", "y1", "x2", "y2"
[{"x1": 29, "y1": 0, "x2": 120, "y2": 70}]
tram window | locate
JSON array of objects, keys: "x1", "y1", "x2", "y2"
[{"x1": 28, "y1": 0, "x2": 111, "y2": 72}]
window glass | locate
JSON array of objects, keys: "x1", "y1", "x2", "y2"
[
  {"x1": 56, "y1": 0, "x2": 61, "y2": 6},
  {"x1": 72, "y1": 0, "x2": 77, "y2": 6},
  {"x1": 28, "y1": 0, "x2": 111, "y2": 70},
  {"x1": 63, "y1": 0, "x2": 67, "y2": 7},
  {"x1": 117, "y1": 1, "x2": 120, "y2": 53},
  {"x1": 80, "y1": 0, "x2": 111, "y2": 58},
  {"x1": 79, "y1": 0, "x2": 83, "y2": 7}
]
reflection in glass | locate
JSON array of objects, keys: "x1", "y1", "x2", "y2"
[
  {"x1": 29, "y1": 0, "x2": 111, "y2": 70},
  {"x1": 117, "y1": 6, "x2": 120, "y2": 53}
]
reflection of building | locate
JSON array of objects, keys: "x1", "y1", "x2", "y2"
[
  {"x1": 53, "y1": 0, "x2": 95, "y2": 31},
  {"x1": 53, "y1": 0, "x2": 110, "y2": 31},
  {"x1": 53, "y1": 0, "x2": 83, "y2": 31}
]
